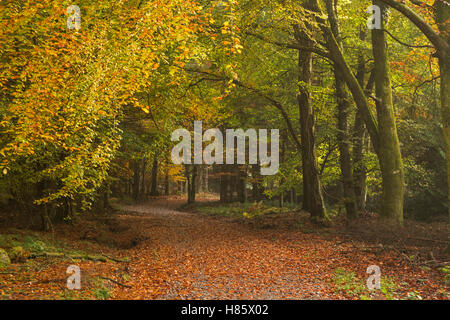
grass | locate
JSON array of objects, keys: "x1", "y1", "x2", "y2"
[
  {"x1": 438, "y1": 265, "x2": 450, "y2": 285},
  {"x1": 333, "y1": 268, "x2": 366, "y2": 297},
  {"x1": 0, "y1": 231, "x2": 90, "y2": 263},
  {"x1": 192, "y1": 201, "x2": 294, "y2": 220},
  {"x1": 92, "y1": 278, "x2": 111, "y2": 300},
  {"x1": 332, "y1": 267, "x2": 401, "y2": 300}
]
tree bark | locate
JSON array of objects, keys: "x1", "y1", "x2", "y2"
[
  {"x1": 353, "y1": 29, "x2": 373, "y2": 212},
  {"x1": 203, "y1": 166, "x2": 209, "y2": 193},
  {"x1": 237, "y1": 165, "x2": 247, "y2": 203},
  {"x1": 294, "y1": 15, "x2": 328, "y2": 222},
  {"x1": 187, "y1": 165, "x2": 197, "y2": 204},
  {"x1": 380, "y1": 0, "x2": 450, "y2": 221},
  {"x1": 311, "y1": 0, "x2": 405, "y2": 224},
  {"x1": 150, "y1": 158, "x2": 158, "y2": 196},
  {"x1": 434, "y1": 0, "x2": 450, "y2": 219},
  {"x1": 140, "y1": 158, "x2": 146, "y2": 199},
  {"x1": 132, "y1": 159, "x2": 140, "y2": 201},
  {"x1": 164, "y1": 168, "x2": 169, "y2": 196},
  {"x1": 353, "y1": 109, "x2": 368, "y2": 211},
  {"x1": 251, "y1": 164, "x2": 263, "y2": 201},
  {"x1": 371, "y1": 0, "x2": 405, "y2": 224},
  {"x1": 326, "y1": 0, "x2": 358, "y2": 219}
]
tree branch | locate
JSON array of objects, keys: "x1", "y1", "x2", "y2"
[
  {"x1": 378, "y1": 0, "x2": 449, "y2": 55},
  {"x1": 184, "y1": 68, "x2": 303, "y2": 152},
  {"x1": 245, "y1": 31, "x2": 331, "y2": 60},
  {"x1": 383, "y1": 29, "x2": 434, "y2": 49}
]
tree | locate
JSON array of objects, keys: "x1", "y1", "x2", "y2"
[
  {"x1": 325, "y1": 0, "x2": 358, "y2": 219},
  {"x1": 371, "y1": 0, "x2": 405, "y2": 225},
  {"x1": 0, "y1": 0, "x2": 210, "y2": 223},
  {"x1": 309, "y1": 0, "x2": 405, "y2": 224},
  {"x1": 293, "y1": 3, "x2": 328, "y2": 222},
  {"x1": 377, "y1": 0, "x2": 449, "y2": 218}
]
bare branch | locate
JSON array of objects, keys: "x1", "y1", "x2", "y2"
[
  {"x1": 383, "y1": 29, "x2": 434, "y2": 49},
  {"x1": 245, "y1": 31, "x2": 331, "y2": 60}
]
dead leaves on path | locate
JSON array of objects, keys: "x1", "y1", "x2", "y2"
[
  {"x1": 112, "y1": 202, "x2": 448, "y2": 300},
  {"x1": 1, "y1": 200, "x2": 448, "y2": 300}
]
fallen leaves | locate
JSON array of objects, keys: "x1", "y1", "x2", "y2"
[{"x1": 1, "y1": 197, "x2": 448, "y2": 300}]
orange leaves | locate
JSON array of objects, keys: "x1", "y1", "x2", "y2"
[
  {"x1": 106, "y1": 199, "x2": 449, "y2": 300},
  {"x1": 1, "y1": 198, "x2": 447, "y2": 300},
  {"x1": 0, "y1": 0, "x2": 212, "y2": 204}
]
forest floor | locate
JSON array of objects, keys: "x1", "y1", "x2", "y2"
[{"x1": 0, "y1": 196, "x2": 449, "y2": 300}]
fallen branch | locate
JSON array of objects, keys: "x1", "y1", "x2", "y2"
[
  {"x1": 406, "y1": 237, "x2": 449, "y2": 244},
  {"x1": 29, "y1": 252, "x2": 108, "y2": 262},
  {"x1": 101, "y1": 253, "x2": 130, "y2": 263},
  {"x1": 99, "y1": 276, "x2": 132, "y2": 288}
]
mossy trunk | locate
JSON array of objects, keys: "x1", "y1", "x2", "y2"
[
  {"x1": 371, "y1": 0, "x2": 404, "y2": 225},
  {"x1": 434, "y1": 0, "x2": 450, "y2": 219},
  {"x1": 312, "y1": 0, "x2": 404, "y2": 223},
  {"x1": 440, "y1": 57, "x2": 450, "y2": 220}
]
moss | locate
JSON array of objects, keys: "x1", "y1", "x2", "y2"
[
  {"x1": 9, "y1": 246, "x2": 27, "y2": 263},
  {"x1": 0, "y1": 248, "x2": 11, "y2": 269}
]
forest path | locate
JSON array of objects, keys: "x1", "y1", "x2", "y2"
[{"x1": 111, "y1": 198, "x2": 443, "y2": 299}]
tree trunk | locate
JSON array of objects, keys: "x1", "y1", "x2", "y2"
[
  {"x1": 237, "y1": 165, "x2": 247, "y2": 203},
  {"x1": 187, "y1": 165, "x2": 197, "y2": 204},
  {"x1": 140, "y1": 158, "x2": 146, "y2": 199},
  {"x1": 335, "y1": 74, "x2": 358, "y2": 219},
  {"x1": 164, "y1": 168, "x2": 169, "y2": 196},
  {"x1": 132, "y1": 159, "x2": 140, "y2": 201},
  {"x1": 353, "y1": 109, "x2": 368, "y2": 211},
  {"x1": 378, "y1": 0, "x2": 449, "y2": 221},
  {"x1": 434, "y1": 0, "x2": 450, "y2": 219},
  {"x1": 440, "y1": 47, "x2": 450, "y2": 220},
  {"x1": 353, "y1": 36, "x2": 371, "y2": 212},
  {"x1": 294, "y1": 17, "x2": 328, "y2": 222},
  {"x1": 371, "y1": 0, "x2": 404, "y2": 224},
  {"x1": 326, "y1": 0, "x2": 357, "y2": 219},
  {"x1": 251, "y1": 164, "x2": 263, "y2": 201},
  {"x1": 279, "y1": 135, "x2": 285, "y2": 208},
  {"x1": 203, "y1": 166, "x2": 209, "y2": 193},
  {"x1": 150, "y1": 158, "x2": 159, "y2": 196},
  {"x1": 103, "y1": 180, "x2": 110, "y2": 212},
  {"x1": 310, "y1": 0, "x2": 380, "y2": 153},
  {"x1": 312, "y1": 0, "x2": 405, "y2": 224}
]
